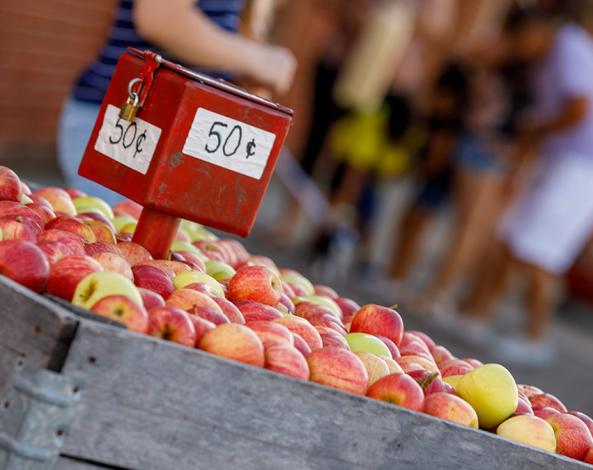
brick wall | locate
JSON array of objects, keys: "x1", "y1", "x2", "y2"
[{"x1": 0, "y1": 0, "x2": 117, "y2": 163}]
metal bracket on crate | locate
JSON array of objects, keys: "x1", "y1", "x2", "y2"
[{"x1": 0, "y1": 364, "x2": 80, "y2": 470}]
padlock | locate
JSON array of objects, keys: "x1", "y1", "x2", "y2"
[
  {"x1": 118, "y1": 78, "x2": 142, "y2": 122},
  {"x1": 79, "y1": 48, "x2": 293, "y2": 259}
]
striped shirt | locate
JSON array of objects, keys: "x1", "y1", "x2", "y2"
[{"x1": 73, "y1": 0, "x2": 245, "y2": 103}]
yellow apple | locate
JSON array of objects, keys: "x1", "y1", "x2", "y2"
[
  {"x1": 173, "y1": 270, "x2": 224, "y2": 297},
  {"x1": 73, "y1": 196, "x2": 114, "y2": 219},
  {"x1": 457, "y1": 363, "x2": 518, "y2": 429},
  {"x1": 497, "y1": 415, "x2": 556, "y2": 452},
  {"x1": 112, "y1": 215, "x2": 137, "y2": 233},
  {"x1": 345, "y1": 332, "x2": 391, "y2": 358},
  {"x1": 72, "y1": 271, "x2": 141, "y2": 309}
]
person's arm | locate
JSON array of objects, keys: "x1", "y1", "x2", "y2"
[
  {"x1": 527, "y1": 97, "x2": 588, "y2": 138},
  {"x1": 134, "y1": 0, "x2": 296, "y2": 94}
]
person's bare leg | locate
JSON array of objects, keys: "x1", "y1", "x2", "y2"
[
  {"x1": 461, "y1": 242, "x2": 513, "y2": 319},
  {"x1": 525, "y1": 263, "x2": 557, "y2": 340},
  {"x1": 388, "y1": 205, "x2": 431, "y2": 281},
  {"x1": 427, "y1": 171, "x2": 504, "y2": 299}
]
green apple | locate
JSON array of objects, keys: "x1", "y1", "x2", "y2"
[
  {"x1": 120, "y1": 222, "x2": 137, "y2": 234},
  {"x1": 170, "y1": 241, "x2": 207, "y2": 261},
  {"x1": 205, "y1": 260, "x2": 236, "y2": 281},
  {"x1": 180, "y1": 220, "x2": 218, "y2": 242},
  {"x1": 345, "y1": 332, "x2": 391, "y2": 358},
  {"x1": 20, "y1": 194, "x2": 33, "y2": 204},
  {"x1": 457, "y1": 363, "x2": 518, "y2": 429},
  {"x1": 294, "y1": 295, "x2": 342, "y2": 319},
  {"x1": 173, "y1": 270, "x2": 224, "y2": 297},
  {"x1": 72, "y1": 271, "x2": 141, "y2": 309},
  {"x1": 112, "y1": 215, "x2": 137, "y2": 233},
  {"x1": 279, "y1": 270, "x2": 314, "y2": 296},
  {"x1": 73, "y1": 196, "x2": 114, "y2": 219},
  {"x1": 443, "y1": 375, "x2": 463, "y2": 390}
]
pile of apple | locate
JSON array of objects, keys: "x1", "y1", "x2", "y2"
[{"x1": 0, "y1": 165, "x2": 592, "y2": 465}]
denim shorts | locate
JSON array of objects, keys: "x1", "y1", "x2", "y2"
[{"x1": 57, "y1": 98, "x2": 122, "y2": 204}]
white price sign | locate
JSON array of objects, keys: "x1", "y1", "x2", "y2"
[
  {"x1": 182, "y1": 108, "x2": 276, "y2": 180},
  {"x1": 94, "y1": 104, "x2": 162, "y2": 175}
]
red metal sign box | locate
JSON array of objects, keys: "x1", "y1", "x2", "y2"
[{"x1": 79, "y1": 48, "x2": 293, "y2": 257}]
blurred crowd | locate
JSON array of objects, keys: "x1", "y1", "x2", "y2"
[{"x1": 266, "y1": 0, "x2": 593, "y2": 365}]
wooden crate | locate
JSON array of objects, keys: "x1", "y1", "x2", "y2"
[{"x1": 0, "y1": 276, "x2": 588, "y2": 470}]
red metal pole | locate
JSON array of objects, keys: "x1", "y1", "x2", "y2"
[{"x1": 132, "y1": 207, "x2": 180, "y2": 259}]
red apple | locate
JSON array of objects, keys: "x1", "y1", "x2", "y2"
[
  {"x1": 569, "y1": 411, "x2": 593, "y2": 437},
  {"x1": 265, "y1": 345, "x2": 310, "y2": 380},
  {"x1": 292, "y1": 333, "x2": 312, "y2": 357},
  {"x1": 234, "y1": 300, "x2": 283, "y2": 322},
  {"x1": 0, "y1": 166, "x2": 23, "y2": 202},
  {"x1": 222, "y1": 239, "x2": 250, "y2": 266},
  {"x1": 439, "y1": 359, "x2": 473, "y2": 378},
  {"x1": 307, "y1": 347, "x2": 368, "y2": 395},
  {"x1": 37, "y1": 229, "x2": 84, "y2": 252},
  {"x1": 172, "y1": 251, "x2": 206, "y2": 272},
  {"x1": 397, "y1": 355, "x2": 439, "y2": 374},
  {"x1": 140, "y1": 259, "x2": 189, "y2": 276},
  {"x1": 113, "y1": 200, "x2": 142, "y2": 219},
  {"x1": 546, "y1": 413, "x2": 593, "y2": 460},
  {"x1": 517, "y1": 384, "x2": 544, "y2": 399},
  {"x1": 354, "y1": 352, "x2": 390, "y2": 387},
  {"x1": 0, "y1": 240, "x2": 49, "y2": 292},
  {"x1": 425, "y1": 376, "x2": 456, "y2": 396},
  {"x1": 295, "y1": 306, "x2": 346, "y2": 335},
  {"x1": 316, "y1": 326, "x2": 349, "y2": 349},
  {"x1": 424, "y1": 392, "x2": 478, "y2": 428},
  {"x1": 530, "y1": 393, "x2": 567, "y2": 413},
  {"x1": 46, "y1": 216, "x2": 96, "y2": 243},
  {"x1": 185, "y1": 282, "x2": 218, "y2": 296},
  {"x1": 367, "y1": 373, "x2": 425, "y2": 411},
  {"x1": 408, "y1": 369, "x2": 439, "y2": 391},
  {"x1": 138, "y1": 287, "x2": 165, "y2": 311},
  {"x1": 313, "y1": 284, "x2": 339, "y2": 299},
  {"x1": 199, "y1": 323, "x2": 265, "y2": 367},
  {"x1": 350, "y1": 304, "x2": 404, "y2": 346},
  {"x1": 117, "y1": 241, "x2": 152, "y2": 265},
  {"x1": 0, "y1": 215, "x2": 41, "y2": 241},
  {"x1": 33, "y1": 187, "x2": 76, "y2": 215},
  {"x1": 26, "y1": 203, "x2": 55, "y2": 225},
  {"x1": 65, "y1": 188, "x2": 86, "y2": 199},
  {"x1": 78, "y1": 211, "x2": 116, "y2": 233},
  {"x1": 534, "y1": 407, "x2": 561, "y2": 421},
  {"x1": 37, "y1": 241, "x2": 74, "y2": 264},
  {"x1": 191, "y1": 306, "x2": 229, "y2": 325},
  {"x1": 512, "y1": 396, "x2": 534, "y2": 417},
  {"x1": 277, "y1": 293, "x2": 295, "y2": 314},
  {"x1": 274, "y1": 315, "x2": 323, "y2": 351},
  {"x1": 46, "y1": 255, "x2": 103, "y2": 300},
  {"x1": 237, "y1": 254, "x2": 278, "y2": 272},
  {"x1": 407, "y1": 330, "x2": 436, "y2": 350},
  {"x1": 375, "y1": 336, "x2": 400, "y2": 359},
  {"x1": 92, "y1": 252, "x2": 133, "y2": 280},
  {"x1": 228, "y1": 266, "x2": 282, "y2": 306},
  {"x1": 430, "y1": 345, "x2": 456, "y2": 364},
  {"x1": 400, "y1": 333, "x2": 432, "y2": 359},
  {"x1": 281, "y1": 281, "x2": 296, "y2": 298},
  {"x1": 187, "y1": 315, "x2": 215, "y2": 346},
  {"x1": 84, "y1": 219, "x2": 116, "y2": 244},
  {"x1": 85, "y1": 241, "x2": 121, "y2": 257},
  {"x1": 147, "y1": 306, "x2": 196, "y2": 347},
  {"x1": 585, "y1": 447, "x2": 593, "y2": 464},
  {"x1": 132, "y1": 264, "x2": 174, "y2": 299},
  {"x1": 334, "y1": 297, "x2": 360, "y2": 323},
  {"x1": 211, "y1": 296, "x2": 245, "y2": 324},
  {"x1": 247, "y1": 321, "x2": 294, "y2": 348},
  {"x1": 90, "y1": 294, "x2": 148, "y2": 333},
  {"x1": 166, "y1": 288, "x2": 223, "y2": 313},
  {"x1": 0, "y1": 201, "x2": 43, "y2": 227}
]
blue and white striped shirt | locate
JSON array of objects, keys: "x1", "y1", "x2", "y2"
[{"x1": 73, "y1": 0, "x2": 245, "y2": 103}]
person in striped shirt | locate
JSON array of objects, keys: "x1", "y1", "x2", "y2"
[{"x1": 59, "y1": 0, "x2": 296, "y2": 202}]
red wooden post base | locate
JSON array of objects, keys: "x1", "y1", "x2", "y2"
[{"x1": 132, "y1": 207, "x2": 180, "y2": 260}]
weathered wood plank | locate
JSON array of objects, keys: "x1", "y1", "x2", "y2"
[
  {"x1": 61, "y1": 321, "x2": 588, "y2": 470},
  {"x1": 0, "y1": 276, "x2": 78, "y2": 390},
  {"x1": 56, "y1": 456, "x2": 122, "y2": 470}
]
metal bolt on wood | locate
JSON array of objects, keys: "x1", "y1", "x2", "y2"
[{"x1": 0, "y1": 363, "x2": 80, "y2": 470}]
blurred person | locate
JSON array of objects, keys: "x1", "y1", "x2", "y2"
[
  {"x1": 416, "y1": 69, "x2": 511, "y2": 314},
  {"x1": 462, "y1": 7, "x2": 593, "y2": 363},
  {"x1": 58, "y1": 0, "x2": 296, "y2": 203},
  {"x1": 386, "y1": 62, "x2": 470, "y2": 289}
]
